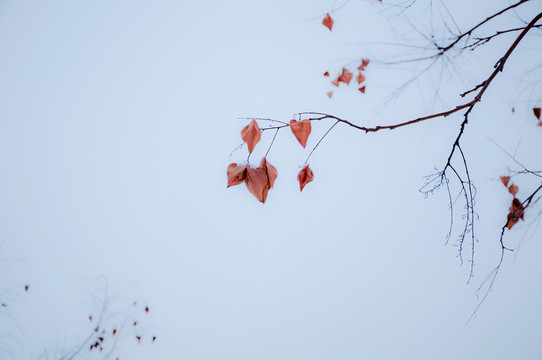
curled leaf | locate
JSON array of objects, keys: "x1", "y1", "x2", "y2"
[
  {"x1": 241, "y1": 119, "x2": 261, "y2": 154},
  {"x1": 260, "y1": 157, "x2": 277, "y2": 189},
  {"x1": 322, "y1": 13, "x2": 334, "y2": 31},
  {"x1": 508, "y1": 184, "x2": 518, "y2": 197},
  {"x1": 356, "y1": 72, "x2": 366, "y2": 85},
  {"x1": 338, "y1": 68, "x2": 353, "y2": 85},
  {"x1": 534, "y1": 107, "x2": 541, "y2": 120},
  {"x1": 500, "y1": 176, "x2": 510, "y2": 187},
  {"x1": 297, "y1": 164, "x2": 314, "y2": 192},
  {"x1": 290, "y1": 119, "x2": 312, "y2": 148},
  {"x1": 245, "y1": 166, "x2": 269, "y2": 203},
  {"x1": 507, "y1": 197, "x2": 524, "y2": 230},
  {"x1": 227, "y1": 163, "x2": 247, "y2": 187}
]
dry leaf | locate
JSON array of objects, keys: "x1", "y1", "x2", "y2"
[
  {"x1": 508, "y1": 184, "x2": 519, "y2": 196},
  {"x1": 227, "y1": 163, "x2": 247, "y2": 187},
  {"x1": 245, "y1": 166, "x2": 269, "y2": 203},
  {"x1": 500, "y1": 176, "x2": 510, "y2": 187},
  {"x1": 260, "y1": 157, "x2": 277, "y2": 189},
  {"x1": 322, "y1": 13, "x2": 334, "y2": 31},
  {"x1": 507, "y1": 197, "x2": 524, "y2": 230},
  {"x1": 356, "y1": 72, "x2": 366, "y2": 85},
  {"x1": 297, "y1": 165, "x2": 314, "y2": 191},
  {"x1": 338, "y1": 68, "x2": 353, "y2": 85},
  {"x1": 534, "y1": 107, "x2": 541, "y2": 120},
  {"x1": 241, "y1": 119, "x2": 261, "y2": 154},
  {"x1": 290, "y1": 119, "x2": 312, "y2": 148}
]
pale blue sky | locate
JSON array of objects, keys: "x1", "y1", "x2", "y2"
[{"x1": 1, "y1": 0, "x2": 541, "y2": 359}]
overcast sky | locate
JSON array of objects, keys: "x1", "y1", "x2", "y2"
[{"x1": 1, "y1": 0, "x2": 541, "y2": 359}]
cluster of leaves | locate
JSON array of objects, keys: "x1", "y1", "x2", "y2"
[
  {"x1": 500, "y1": 176, "x2": 523, "y2": 230},
  {"x1": 227, "y1": 119, "x2": 314, "y2": 203},
  {"x1": 324, "y1": 59, "x2": 370, "y2": 98}
]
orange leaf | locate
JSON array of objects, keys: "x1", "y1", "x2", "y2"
[
  {"x1": 290, "y1": 119, "x2": 311, "y2": 148},
  {"x1": 241, "y1": 119, "x2": 261, "y2": 154},
  {"x1": 323, "y1": 71, "x2": 329, "y2": 77},
  {"x1": 338, "y1": 68, "x2": 353, "y2": 85},
  {"x1": 260, "y1": 157, "x2": 277, "y2": 189},
  {"x1": 245, "y1": 166, "x2": 269, "y2": 203},
  {"x1": 358, "y1": 58, "x2": 370, "y2": 71},
  {"x1": 297, "y1": 165, "x2": 314, "y2": 192},
  {"x1": 500, "y1": 176, "x2": 510, "y2": 187},
  {"x1": 356, "y1": 72, "x2": 366, "y2": 85},
  {"x1": 322, "y1": 13, "x2": 334, "y2": 31},
  {"x1": 534, "y1": 107, "x2": 541, "y2": 120},
  {"x1": 508, "y1": 184, "x2": 518, "y2": 196},
  {"x1": 327, "y1": 91, "x2": 333, "y2": 98},
  {"x1": 227, "y1": 163, "x2": 247, "y2": 188},
  {"x1": 507, "y1": 197, "x2": 524, "y2": 230},
  {"x1": 358, "y1": 86, "x2": 366, "y2": 93},
  {"x1": 331, "y1": 78, "x2": 339, "y2": 87}
]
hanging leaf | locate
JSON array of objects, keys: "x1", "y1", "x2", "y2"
[
  {"x1": 322, "y1": 13, "x2": 334, "y2": 31},
  {"x1": 297, "y1": 165, "x2": 314, "y2": 191},
  {"x1": 508, "y1": 184, "x2": 519, "y2": 197},
  {"x1": 356, "y1": 72, "x2": 366, "y2": 85},
  {"x1": 260, "y1": 157, "x2": 278, "y2": 189},
  {"x1": 241, "y1": 119, "x2": 261, "y2": 154},
  {"x1": 507, "y1": 197, "x2": 524, "y2": 230},
  {"x1": 290, "y1": 119, "x2": 312, "y2": 148},
  {"x1": 227, "y1": 163, "x2": 247, "y2": 187},
  {"x1": 327, "y1": 91, "x2": 333, "y2": 98},
  {"x1": 331, "y1": 78, "x2": 339, "y2": 87},
  {"x1": 359, "y1": 86, "x2": 366, "y2": 93},
  {"x1": 534, "y1": 107, "x2": 541, "y2": 120},
  {"x1": 245, "y1": 166, "x2": 269, "y2": 203},
  {"x1": 500, "y1": 176, "x2": 510, "y2": 187},
  {"x1": 338, "y1": 68, "x2": 353, "y2": 85}
]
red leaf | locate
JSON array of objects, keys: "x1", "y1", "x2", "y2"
[
  {"x1": 297, "y1": 165, "x2": 314, "y2": 192},
  {"x1": 331, "y1": 78, "x2": 339, "y2": 87},
  {"x1": 133, "y1": 321, "x2": 138, "y2": 326},
  {"x1": 356, "y1": 72, "x2": 366, "y2": 85},
  {"x1": 152, "y1": 336, "x2": 156, "y2": 342},
  {"x1": 358, "y1": 58, "x2": 370, "y2": 71},
  {"x1": 338, "y1": 68, "x2": 353, "y2": 85},
  {"x1": 327, "y1": 91, "x2": 333, "y2": 98},
  {"x1": 507, "y1": 197, "x2": 524, "y2": 230},
  {"x1": 260, "y1": 157, "x2": 277, "y2": 189},
  {"x1": 538, "y1": 122, "x2": 542, "y2": 127},
  {"x1": 113, "y1": 329, "x2": 117, "y2": 335},
  {"x1": 241, "y1": 119, "x2": 261, "y2": 154},
  {"x1": 500, "y1": 176, "x2": 510, "y2": 187},
  {"x1": 508, "y1": 184, "x2": 518, "y2": 197},
  {"x1": 245, "y1": 166, "x2": 269, "y2": 203},
  {"x1": 358, "y1": 86, "x2": 366, "y2": 93},
  {"x1": 24, "y1": 285, "x2": 29, "y2": 292},
  {"x1": 322, "y1": 13, "x2": 334, "y2": 31},
  {"x1": 323, "y1": 71, "x2": 329, "y2": 77},
  {"x1": 534, "y1": 107, "x2": 541, "y2": 120},
  {"x1": 145, "y1": 306, "x2": 149, "y2": 313},
  {"x1": 89, "y1": 315, "x2": 93, "y2": 321},
  {"x1": 290, "y1": 119, "x2": 311, "y2": 148},
  {"x1": 136, "y1": 336, "x2": 141, "y2": 343}
]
